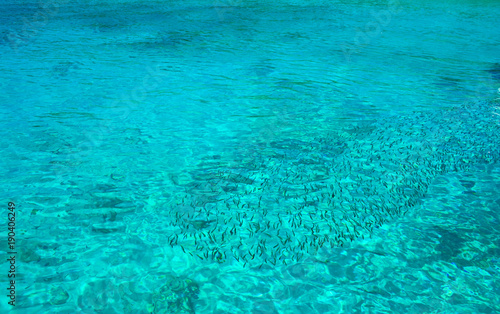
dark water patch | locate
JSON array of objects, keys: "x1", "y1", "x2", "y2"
[
  {"x1": 487, "y1": 63, "x2": 500, "y2": 81},
  {"x1": 51, "y1": 61, "x2": 82, "y2": 77},
  {"x1": 434, "y1": 226, "x2": 466, "y2": 261}
]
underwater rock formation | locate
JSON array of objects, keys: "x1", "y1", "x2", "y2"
[{"x1": 152, "y1": 276, "x2": 199, "y2": 314}]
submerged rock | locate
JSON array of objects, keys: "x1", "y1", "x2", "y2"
[{"x1": 152, "y1": 276, "x2": 200, "y2": 314}]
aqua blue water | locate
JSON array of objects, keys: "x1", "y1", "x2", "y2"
[{"x1": 1, "y1": 0, "x2": 499, "y2": 313}]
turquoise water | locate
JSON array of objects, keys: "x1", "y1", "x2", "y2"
[{"x1": 1, "y1": 0, "x2": 500, "y2": 313}]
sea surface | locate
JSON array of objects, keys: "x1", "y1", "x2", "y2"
[{"x1": 1, "y1": 0, "x2": 499, "y2": 313}]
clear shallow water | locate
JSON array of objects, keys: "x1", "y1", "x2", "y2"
[{"x1": 1, "y1": 0, "x2": 499, "y2": 313}]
